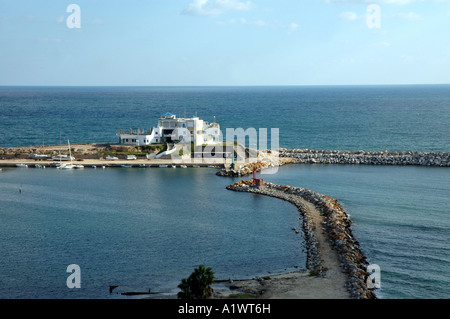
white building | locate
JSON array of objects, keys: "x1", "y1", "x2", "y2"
[{"x1": 117, "y1": 113, "x2": 221, "y2": 146}]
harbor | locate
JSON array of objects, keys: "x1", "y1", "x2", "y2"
[{"x1": 0, "y1": 142, "x2": 242, "y2": 169}]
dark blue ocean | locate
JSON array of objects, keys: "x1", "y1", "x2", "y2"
[{"x1": 0, "y1": 86, "x2": 449, "y2": 299}]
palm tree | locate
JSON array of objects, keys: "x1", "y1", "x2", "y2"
[{"x1": 177, "y1": 265, "x2": 215, "y2": 299}]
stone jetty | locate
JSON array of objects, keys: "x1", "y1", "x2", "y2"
[
  {"x1": 226, "y1": 180, "x2": 377, "y2": 299},
  {"x1": 216, "y1": 147, "x2": 449, "y2": 178},
  {"x1": 279, "y1": 148, "x2": 450, "y2": 167}
]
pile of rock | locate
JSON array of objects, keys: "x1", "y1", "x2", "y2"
[
  {"x1": 279, "y1": 148, "x2": 450, "y2": 167},
  {"x1": 216, "y1": 157, "x2": 296, "y2": 177},
  {"x1": 309, "y1": 194, "x2": 376, "y2": 299},
  {"x1": 226, "y1": 181, "x2": 376, "y2": 299},
  {"x1": 217, "y1": 161, "x2": 269, "y2": 177}
]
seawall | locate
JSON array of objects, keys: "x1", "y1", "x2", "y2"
[
  {"x1": 280, "y1": 148, "x2": 450, "y2": 167},
  {"x1": 226, "y1": 180, "x2": 376, "y2": 299}
]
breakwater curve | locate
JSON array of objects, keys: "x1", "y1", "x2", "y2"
[{"x1": 226, "y1": 180, "x2": 377, "y2": 299}]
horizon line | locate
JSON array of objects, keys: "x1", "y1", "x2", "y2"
[{"x1": 1, "y1": 83, "x2": 450, "y2": 88}]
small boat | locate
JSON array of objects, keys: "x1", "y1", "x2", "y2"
[
  {"x1": 121, "y1": 164, "x2": 132, "y2": 168},
  {"x1": 52, "y1": 155, "x2": 75, "y2": 161},
  {"x1": 92, "y1": 165, "x2": 97, "y2": 168},
  {"x1": 57, "y1": 139, "x2": 76, "y2": 169},
  {"x1": 180, "y1": 165, "x2": 187, "y2": 168},
  {"x1": 102, "y1": 166, "x2": 106, "y2": 169},
  {"x1": 58, "y1": 163, "x2": 75, "y2": 169},
  {"x1": 31, "y1": 154, "x2": 50, "y2": 160},
  {"x1": 158, "y1": 165, "x2": 168, "y2": 168},
  {"x1": 171, "y1": 165, "x2": 176, "y2": 168},
  {"x1": 192, "y1": 165, "x2": 200, "y2": 168},
  {"x1": 16, "y1": 164, "x2": 28, "y2": 168},
  {"x1": 139, "y1": 164, "x2": 146, "y2": 168},
  {"x1": 74, "y1": 164, "x2": 84, "y2": 169}
]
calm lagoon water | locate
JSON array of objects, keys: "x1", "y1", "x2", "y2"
[{"x1": 0, "y1": 167, "x2": 305, "y2": 299}]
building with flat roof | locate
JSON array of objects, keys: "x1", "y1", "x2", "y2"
[{"x1": 117, "y1": 113, "x2": 221, "y2": 146}]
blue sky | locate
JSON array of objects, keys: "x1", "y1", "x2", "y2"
[{"x1": 0, "y1": 0, "x2": 449, "y2": 86}]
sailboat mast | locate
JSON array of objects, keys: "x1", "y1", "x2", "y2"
[{"x1": 68, "y1": 139, "x2": 73, "y2": 165}]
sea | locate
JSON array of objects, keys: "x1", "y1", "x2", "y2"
[{"x1": 0, "y1": 85, "x2": 449, "y2": 299}]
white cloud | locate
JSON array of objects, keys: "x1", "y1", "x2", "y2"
[
  {"x1": 339, "y1": 11, "x2": 362, "y2": 20},
  {"x1": 183, "y1": 0, "x2": 253, "y2": 16},
  {"x1": 216, "y1": 17, "x2": 269, "y2": 27},
  {"x1": 289, "y1": 22, "x2": 299, "y2": 31},
  {"x1": 393, "y1": 12, "x2": 423, "y2": 20}
]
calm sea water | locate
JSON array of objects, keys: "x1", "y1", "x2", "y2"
[
  {"x1": 0, "y1": 86, "x2": 449, "y2": 299},
  {"x1": 0, "y1": 85, "x2": 449, "y2": 151}
]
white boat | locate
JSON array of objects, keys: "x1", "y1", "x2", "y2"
[
  {"x1": 16, "y1": 163, "x2": 28, "y2": 168},
  {"x1": 121, "y1": 164, "x2": 132, "y2": 168},
  {"x1": 57, "y1": 140, "x2": 75, "y2": 169},
  {"x1": 74, "y1": 164, "x2": 84, "y2": 169},
  {"x1": 31, "y1": 154, "x2": 51, "y2": 160},
  {"x1": 158, "y1": 165, "x2": 168, "y2": 168},
  {"x1": 92, "y1": 165, "x2": 97, "y2": 168},
  {"x1": 171, "y1": 165, "x2": 176, "y2": 168},
  {"x1": 59, "y1": 163, "x2": 75, "y2": 169},
  {"x1": 52, "y1": 155, "x2": 75, "y2": 161},
  {"x1": 180, "y1": 165, "x2": 187, "y2": 168}
]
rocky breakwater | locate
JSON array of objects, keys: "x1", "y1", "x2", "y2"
[
  {"x1": 279, "y1": 148, "x2": 450, "y2": 167},
  {"x1": 217, "y1": 161, "x2": 268, "y2": 177},
  {"x1": 216, "y1": 157, "x2": 296, "y2": 177},
  {"x1": 226, "y1": 180, "x2": 376, "y2": 299}
]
